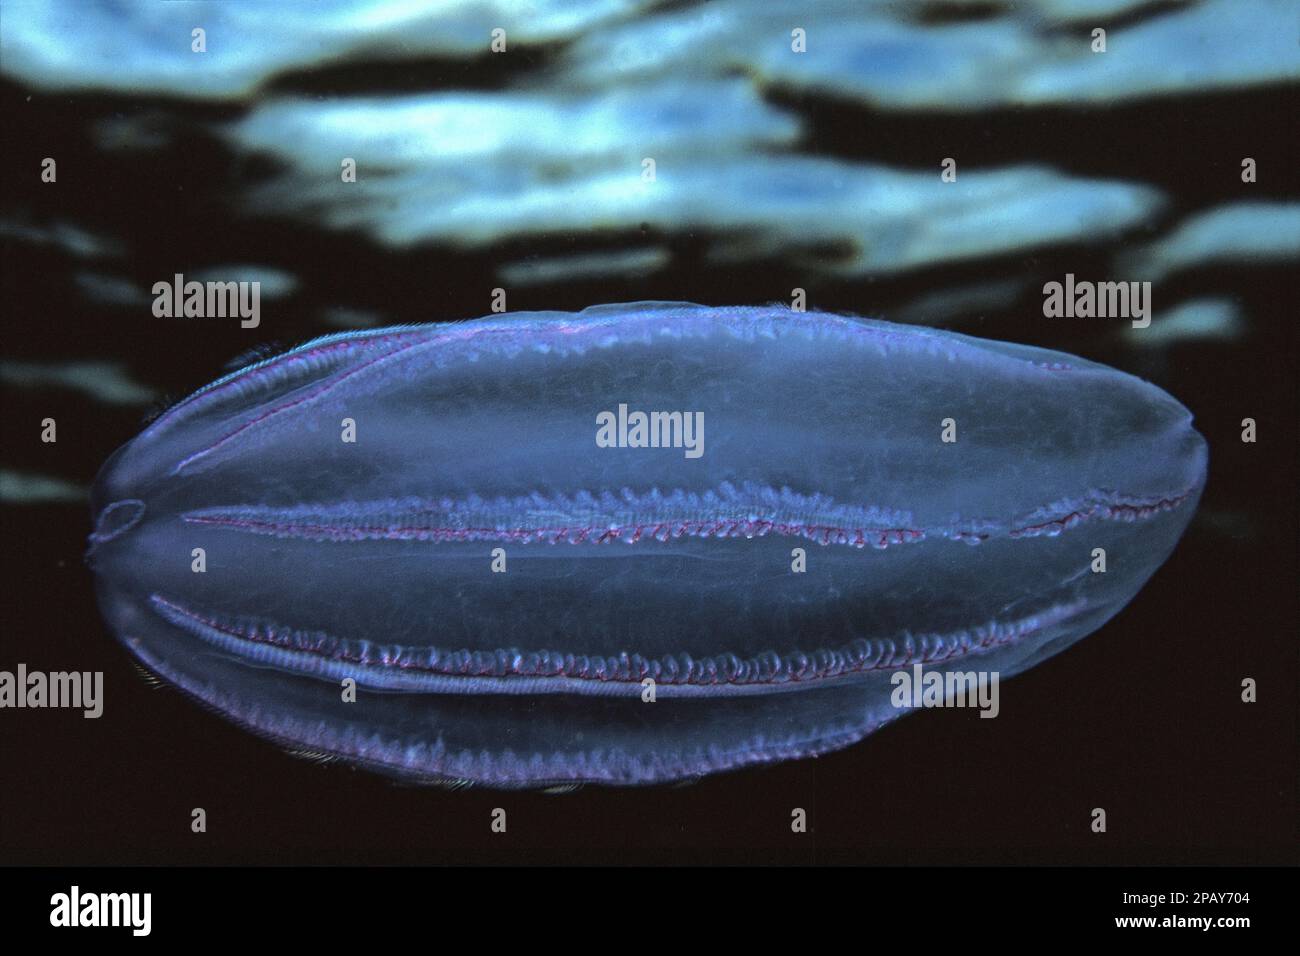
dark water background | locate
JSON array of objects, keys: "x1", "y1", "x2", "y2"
[{"x1": 1, "y1": 16, "x2": 1296, "y2": 863}]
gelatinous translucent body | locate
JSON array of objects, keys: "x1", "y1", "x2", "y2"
[{"x1": 87, "y1": 303, "x2": 1207, "y2": 786}]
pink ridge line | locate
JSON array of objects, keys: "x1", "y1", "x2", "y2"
[
  {"x1": 183, "y1": 486, "x2": 1198, "y2": 549},
  {"x1": 150, "y1": 593, "x2": 1086, "y2": 688},
  {"x1": 161, "y1": 308, "x2": 1085, "y2": 475},
  {"x1": 183, "y1": 514, "x2": 927, "y2": 549},
  {"x1": 169, "y1": 338, "x2": 425, "y2": 475},
  {"x1": 167, "y1": 321, "x2": 630, "y2": 475}
]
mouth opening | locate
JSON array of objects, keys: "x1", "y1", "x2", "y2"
[{"x1": 87, "y1": 498, "x2": 146, "y2": 559}]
